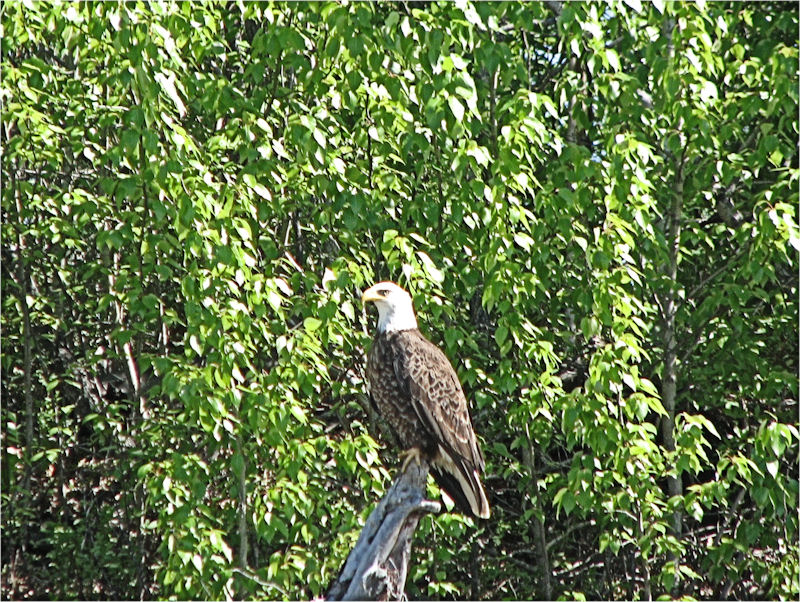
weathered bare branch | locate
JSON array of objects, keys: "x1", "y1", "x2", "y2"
[{"x1": 326, "y1": 460, "x2": 440, "y2": 601}]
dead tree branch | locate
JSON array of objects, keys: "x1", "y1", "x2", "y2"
[{"x1": 326, "y1": 460, "x2": 440, "y2": 601}]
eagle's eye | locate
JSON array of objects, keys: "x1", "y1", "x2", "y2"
[{"x1": 378, "y1": 289, "x2": 390, "y2": 296}]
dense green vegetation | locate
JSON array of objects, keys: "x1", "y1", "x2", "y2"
[{"x1": 2, "y1": 1, "x2": 797, "y2": 599}]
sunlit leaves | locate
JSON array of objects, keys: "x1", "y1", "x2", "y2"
[{"x1": 2, "y1": 1, "x2": 797, "y2": 601}]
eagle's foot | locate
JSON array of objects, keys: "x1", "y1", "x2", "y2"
[{"x1": 399, "y1": 447, "x2": 423, "y2": 472}]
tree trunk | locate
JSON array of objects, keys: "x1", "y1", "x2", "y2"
[
  {"x1": 658, "y1": 148, "x2": 686, "y2": 596},
  {"x1": 661, "y1": 158, "x2": 685, "y2": 537}
]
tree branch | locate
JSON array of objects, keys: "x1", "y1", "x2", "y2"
[
  {"x1": 544, "y1": 0, "x2": 562, "y2": 16},
  {"x1": 326, "y1": 460, "x2": 440, "y2": 601}
]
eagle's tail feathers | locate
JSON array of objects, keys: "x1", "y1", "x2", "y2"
[{"x1": 432, "y1": 447, "x2": 490, "y2": 519}]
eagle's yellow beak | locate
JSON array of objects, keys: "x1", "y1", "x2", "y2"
[{"x1": 361, "y1": 286, "x2": 383, "y2": 304}]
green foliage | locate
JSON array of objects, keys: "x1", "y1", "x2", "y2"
[{"x1": 2, "y1": 1, "x2": 797, "y2": 600}]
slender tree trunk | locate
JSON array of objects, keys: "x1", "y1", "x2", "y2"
[
  {"x1": 523, "y1": 441, "x2": 552, "y2": 600},
  {"x1": 236, "y1": 433, "x2": 249, "y2": 570},
  {"x1": 13, "y1": 167, "x2": 34, "y2": 497},
  {"x1": 656, "y1": 20, "x2": 684, "y2": 590},
  {"x1": 488, "y1": 30, "x2": 499, "y2": 160},
  {"x1": 565, "y1": 53, "x2": 578, "y2": 146},
  {"x1": 662, "y1": 156, "x2": 685, "y2": 527},
  {"x1": 659, "y1": 153, "x2": 686, "y2": 592},
  {"x1": 232, "y1": 426, "x2": 250, "y2": 600},
  {"x1": 11, "y1": 163, "x2": 35, "y2": 596},
  {"x1": 636, "y1": 497, "x2": 652, "y2": 601}
]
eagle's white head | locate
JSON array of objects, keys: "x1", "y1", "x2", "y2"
[{"x1": 361, "y1": 281, "x2": 419, "y2": 333}]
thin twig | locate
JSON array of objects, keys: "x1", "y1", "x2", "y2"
[{"x1": 231, "y1": 567, "x2": 287, "y2": 597}]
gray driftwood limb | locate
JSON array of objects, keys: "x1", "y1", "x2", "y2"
[{"x1": 326, "y1": 459, "x2": 440, "y2": 601}]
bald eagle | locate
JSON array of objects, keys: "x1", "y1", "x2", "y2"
[{"x1": 361, "y1": 282, "x2": 490, "y2": 519}]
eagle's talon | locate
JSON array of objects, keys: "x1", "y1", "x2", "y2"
[{"x1": 399, "y1": 447, "x2": 422, "y2": 472}]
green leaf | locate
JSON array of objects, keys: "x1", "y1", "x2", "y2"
[
  {"x1": 252, "y1": 183, "x2": 272, "y2": 200},
  {"x1": 154, "y1": 71, "x2": 186, "y2": 117},
  {"x1": 304, "y1": 317, "x2": 322, "y2": 332},
  {"x1": 513, "y1": 232, "x2": 534, "y2": 251},
  {"x1": 448, "y1": 96, "x2": 465, "y2": 122},
  {"x1": 188, "y1": 334, "x2": 202, "y2": 356},
  {"x1": 765, "y1": 460, "x2": 779, "y2": 478},
  {"x1": 290, "y1": 405, "x2": 308, "y2": 424},
  {"x1": 622, "y1": 0, "x2": 642, "y2": 12},
  {"x1": 495, "y1": 324, "x2": 508, "y2": 348}
]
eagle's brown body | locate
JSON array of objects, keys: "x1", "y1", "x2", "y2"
[{"x1": 365, "y1": 325, "x2": 490, "y2": 519}]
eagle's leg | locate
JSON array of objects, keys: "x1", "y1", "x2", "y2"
[{"x1": 399, "y1": 447, "x2": 423, "y2": 472}]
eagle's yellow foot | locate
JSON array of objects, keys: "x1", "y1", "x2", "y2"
[{"x1": 399, "y1": 447, "x2": 423, "y2": 472}]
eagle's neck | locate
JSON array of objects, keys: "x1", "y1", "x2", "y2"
[{"x1": 377, "y1": 303, "x2": 418, "y2": 333}]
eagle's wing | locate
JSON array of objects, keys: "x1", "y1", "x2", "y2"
[{"x1": 392, "y1": 330, "x2": 490, "y2": 518}]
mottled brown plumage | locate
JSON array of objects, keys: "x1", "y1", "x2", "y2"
[{"x1": 362, "y1": 282, "x2": 490, "y2": 519}]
